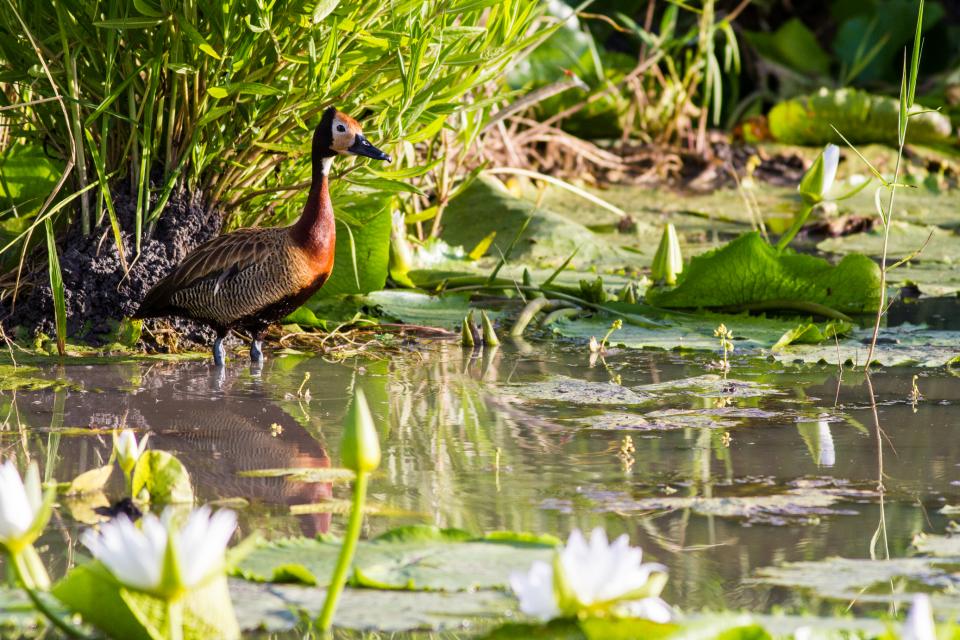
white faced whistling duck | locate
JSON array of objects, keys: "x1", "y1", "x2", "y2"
[{"x1": 133, "y1": 107, "x2": 391, "y2": 366}]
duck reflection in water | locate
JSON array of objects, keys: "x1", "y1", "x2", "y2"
[{"x1": 53, "y1": 363, "x2": 334, "y2": 537}]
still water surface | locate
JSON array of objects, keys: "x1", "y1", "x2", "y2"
[{"x1": 5, "y1": 326, "x2": 958, "y2": 623}]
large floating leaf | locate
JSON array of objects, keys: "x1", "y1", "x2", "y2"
[
  {"x1": 768, "y1": 88, "x2": 952, "y2": 145},
  {"x1": 361, "y1": 290, "x2": 502, "y2": 330},
  {"x1": 230, "y1": 579, "x2": 515, "y2": 633},
  {"x1": 132, "y1": 450, "x2": 194, "y2": 505},
  {"x1": 646, "y1": 232, "x2": 882, "y2": 315},
  {"x1": 818, "y1": 221, "x2": 960, "y2": 264},
  {"x1": 54, "y1": 562, "x2": 239, "y2": 640},
  {"x1": 552, "y1": 306, "x2": 850, "y2": 353},
  {"x1": 234, "y1": 525, "x2": 557, "y2": 591},
  {"x1": 315, "y1": 194, "x2": 392, "y2": 298},
  {"x1": 773, "y1": 324, "x2": 960, "y2": 368},
  {"x1": 441, "y1": 176, "x2": 622, "y2": 267},
  {"x1": 501, "y1": 376, "x2": 653, "y2": 406}
]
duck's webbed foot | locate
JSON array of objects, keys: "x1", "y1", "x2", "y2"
[
  {"x1": 250, "y1": 339, "x2": 264, "y2": 364},
  {"x1": 213, "y1": 335, "x2": 226, "y2": 367}
]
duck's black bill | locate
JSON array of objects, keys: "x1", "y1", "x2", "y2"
[{"x1": 348, "y1": 134, "x2": 391, "y2": 162}]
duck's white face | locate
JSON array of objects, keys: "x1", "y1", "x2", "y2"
[
  {"x1": 329, "y1": 111, "x2": 391, "y2": 162},
  {"x1": 329, "y1": 112, "x2": 362, "y2": 154}
]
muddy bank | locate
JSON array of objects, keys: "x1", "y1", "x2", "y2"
[{"x1": 3, "y1": 185, "x2": 222, "y2": 348}]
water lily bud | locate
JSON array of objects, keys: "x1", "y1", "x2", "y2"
[
  {"x1": 341, "y1": 389, "x2": 381, "y2": 474},
  {"x1": 798, "y1": 144, "x2": 839, "y2": 203},
  {"x1": 461, "y1": 311, "x2": 475, "y2": 347},
  {"x1": 114, "y1": 429, "x2": 149, "y2": 476},
  {"x1": 480, "y1": 311, "x2": 500, "y2": 346},
  {"x1": 651, "y1": 224, "x2": 683, "y2": 285}
]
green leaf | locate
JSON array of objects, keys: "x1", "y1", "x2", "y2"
[
  {"x1": 313, "y1": 201, "x2": 391, "y2": 297},
  {"x1": 768, "y1": 88, "x2": 952, "y2": 145},
  {"x1": 54, "y1": 562, "x2": 239, "y2": 640},
  {"x1": 646, "y1": 232, "x2": 882, "y2": 316},
  {"x1": 64, "y1": 465, "x2": 113, "y2": 495},
  {"x1": 233, "y1": 525, "x2": 556, "y2": 590},
  {"x1": 312, "y1": 0, "x2": 340, "y2": 23},
  {"x1": 230, "y1": 579, "x2": 514, "y2": 633},
  {"x1": 95, "y1": 17, "x2": 165, "y2": 28},
  {"x1": 0, "y1": 144, "x2": 62, "y2": 211},
  {"x1": 743, "y1": 18, "x2": 832, "y2": 76},
  {"x1": 360, "y1": 291, "x2": 502, "y2": 330},
  {"x1": 132, "y1": 450, "x2": 194, "y2": 504}
]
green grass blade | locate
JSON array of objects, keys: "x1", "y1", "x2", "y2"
[
  {"x1": 43, "y1": 218, "x2": 67, "y2": 357},
  {"x1": 907, "y1": 0, "x2": 924, "y2": 109}
]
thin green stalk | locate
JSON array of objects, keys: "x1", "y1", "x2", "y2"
[{"x1": 317, "y1": 471, "x2": 368, "y2": 631}]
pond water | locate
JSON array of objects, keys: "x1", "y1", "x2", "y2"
[{"x1": 3, "y1": 307, "x2": 959, "y2": 632}]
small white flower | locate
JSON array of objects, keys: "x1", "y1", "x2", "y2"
[
  {"x1": 0, "y1": 460, "x2": 45, "y2": 548},
  {"x1": 903, "y1": 594, "x2": 936, "y2": 640},
  {"x1": 510, "y1": 528, "x2": 671, "y2": 622},
  {"x1": 82, "y1": 506, "x2": 236, "y2": 598},
  {"x1": 820, "y1": 144, "x2": 839, "y2": 198},
  {"x1": 114, "y1": 430, "x2": 149, "y2": 474}
]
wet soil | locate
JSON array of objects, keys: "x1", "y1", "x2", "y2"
[{"x1": 2, "y1": 184, "x2": 222, "y2": 348}]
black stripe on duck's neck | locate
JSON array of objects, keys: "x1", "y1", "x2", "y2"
[{"x1": 292, "y1": 111, "x2": 338, "y2": 250}]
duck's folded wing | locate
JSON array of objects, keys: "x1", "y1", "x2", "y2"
[{"x1": 135, "y1": 229, "x2": 279, "y2": 318}]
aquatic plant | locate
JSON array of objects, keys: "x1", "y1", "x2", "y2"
[
  {"x1": 82, "y1": 506, "x2": 237, "y2": 599},
  {"x1": 714, "y1": 323, "x2": 734, "y2": 371},
  {"x1": 0, "y1": 460, "x2": 53, "y2": 589},
  {"x1": 509, "y1": 528, "x2": 671, "y2": 622},
  {"x1": 318, "y1": 388, "x2": 381, "y2": 631},
  {"x1": 114, "y1": 429, "x2": 149, "y2": 491},
  {"x1": 903, "y1": 593, "x2": 935, "y2": 640},
  {"x1": 651, "y1": 224, "x2": 683, "y2": 286},
  {"x1": 832, "y1": 0, "x2": 928, "y2": 368}
]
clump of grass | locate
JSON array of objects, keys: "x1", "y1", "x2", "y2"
[{"x1": 0, "y1": 0, "x2": 549, "y2": 287}]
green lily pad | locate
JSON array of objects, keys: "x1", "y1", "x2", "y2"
[
  {"x1": 773, "y1": 324, "x2": 960, "y2": 368},
  {"x1": 577, "y1": 489, "x2": 858, "y2": 526},
  {"x1": 768, "y1": 88, "x2": 952, "y2": 145},
  {"x1": 132, "y1": 451, "x2": 194, "y2": 505},
  {"x1": 53, "y1": 562, "x2": 239, "y2": 640},
  {"x1": 570, "y1": 411, "x2": 739, "y2": 431},
  {"x1": 230, "y1": 579, "x2": 515, "y2": 633},
  {"x1": 646, "y1": 232, "x2": 882, "y2": 315},
  {"x1": 552, "y1": 308, "x2": 845, "y2": 353},
  {"x1": 441, "y1": 176, "x2": 624, "y2": 267},
  {"x1": 361, "y1": 290, "x2": 501, "y2": 330},
  {"x1": 501, "y1": 376, "x2": 652, "y2": 406},
  {"x1": 636, "y1": 375, "x2": 781, "y2": 399},
  {"x1": 755, "y1": 556, "x2": 950, "y2": 602},
  {"x1": 818, "y1": 221, "x2": 960, "y2": 264},
  {"x1": 234, "y1": 525, "x2": 557, "y2": 591}
]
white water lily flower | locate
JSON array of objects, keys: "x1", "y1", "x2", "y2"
[
  {"x1": 82, "y1": 506, "x2": 236, "y2": 598},
  {"x1": 114, "y1": 429, "x2": 149, "y2": 474},
  {"x1": 903, "y1": 594, "x2": 935, "y2": 640},
  {"x1": 0, "y1": 460, "x2": 47, "y2": 549},
  {"x1": 510, "y1": 528, "x2": 671, "y2": 622}
]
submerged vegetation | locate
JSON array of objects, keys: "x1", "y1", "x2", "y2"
[{"x1": 0, "y1": 0, "x2": 958, "y2": 637}]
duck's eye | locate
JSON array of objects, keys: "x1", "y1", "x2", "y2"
[{"x1": 336, "y1": 124, "x2": 346, "y2": 133}]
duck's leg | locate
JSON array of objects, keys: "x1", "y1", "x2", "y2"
[
  {"x1": 250, "y1": 339, "x2": 264, "y2": 364},
  {"x1": 213, "y1": 333, "x2": 227, "y2": 367}
]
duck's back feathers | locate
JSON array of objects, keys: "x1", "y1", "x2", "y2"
[{"x1": 134, "y1": 227, "x2": 328, "y2": 331}]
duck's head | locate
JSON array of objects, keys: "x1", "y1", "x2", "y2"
[{"x1": 314, "y1": 106, "x2": 391, "y2": 163}]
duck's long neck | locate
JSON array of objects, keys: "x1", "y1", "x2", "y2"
[{"x1": 291, "y1": 156, "x2": 335, "y2": 255}]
